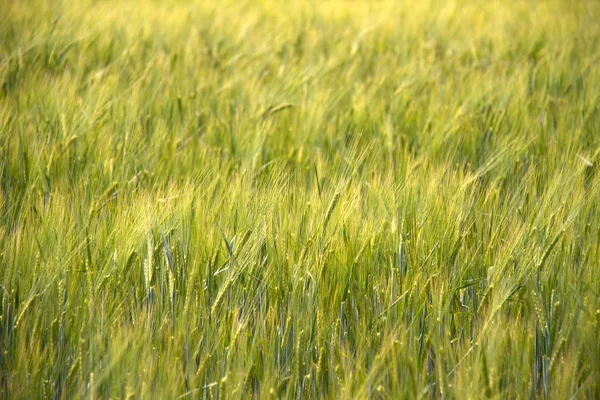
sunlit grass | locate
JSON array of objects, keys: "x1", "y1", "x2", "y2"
[{"x1": 1, "y1": 0, "x2": 600, "y2": 398}]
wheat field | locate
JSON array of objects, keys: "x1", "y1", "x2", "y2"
[{"x1": 1, "y1": 0, "x2": 600, "y2": 398}]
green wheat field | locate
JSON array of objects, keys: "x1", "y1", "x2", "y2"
[{"x1": 1, "y1": 0, "x2": 600, "y2": 398}]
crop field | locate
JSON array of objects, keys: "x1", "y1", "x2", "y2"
[{"x1": 1, "y1": 0, "x2": 600, "y2": 398}]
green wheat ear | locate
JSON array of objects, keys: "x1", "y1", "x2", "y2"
[
  {"x1": 323, "y1": 191, "x2": 341, "y2": 232},
  {"x1": 144, "y1": 238, "x2": 153, "y2": 291}
]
